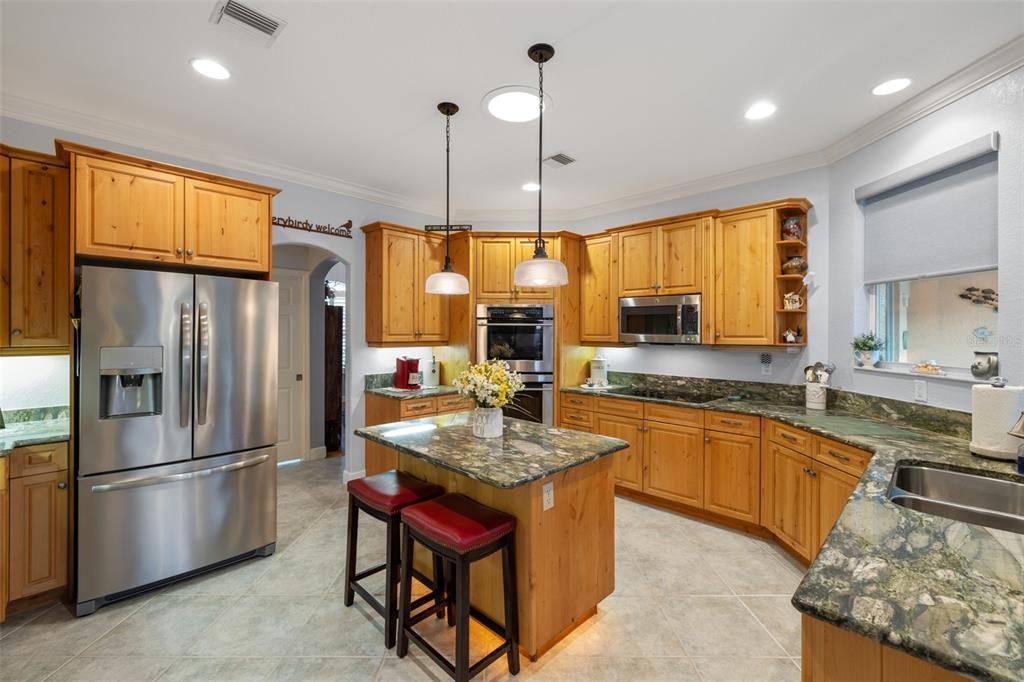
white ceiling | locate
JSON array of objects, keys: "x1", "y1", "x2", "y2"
[{"x1": 2, "y1": 1, "x2": 1022, "y2": 220}]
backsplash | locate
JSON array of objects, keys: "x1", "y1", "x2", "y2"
[
  {"x1": 607, "y1": 371, "x2": 971, "y2": 439},
  {"x1": 2, "y1": 406, "x2": 70, "y2": 423},
  {"x1": 365, "y1": 373, "x2": 395, "y2": 390}
]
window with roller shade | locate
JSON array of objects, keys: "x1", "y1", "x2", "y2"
[{"x1": 859, "y1": 134, "x2": 998, "y2": 370}]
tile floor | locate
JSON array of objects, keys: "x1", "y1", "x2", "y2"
[{"x1": 0, "y1": 458, "x2": 806, "y2": 681}]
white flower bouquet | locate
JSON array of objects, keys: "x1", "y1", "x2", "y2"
[{"x1": 453, "y1": 359, "x2": 525, "y2": 408}]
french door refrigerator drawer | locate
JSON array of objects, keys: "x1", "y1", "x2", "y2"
[{"x1": 76, "y1": 448, "x2": 277, "y2": 613}]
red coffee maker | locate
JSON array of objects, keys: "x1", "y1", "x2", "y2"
[{"x1": 394, "y1": 356, "x2": 421, "y2": 390}]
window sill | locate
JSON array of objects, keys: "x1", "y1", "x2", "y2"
[{"x1": 853, "y1": 365, "x2": 989, "y2": 385}]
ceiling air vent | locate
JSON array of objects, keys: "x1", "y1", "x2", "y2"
[
  {"x1": 543, "y1": 153, "x2": 576, "y2": 168},
  {"x1": 210, "y1": 0, "x2": 287, "y2": 46}
]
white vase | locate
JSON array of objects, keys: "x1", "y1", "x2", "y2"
[
  {"x1": 855, "y1": 350, "x2": 881, "y2": 367},
  {"x1": 472, "y1": 407, "x2": 503, "y2": 439}
]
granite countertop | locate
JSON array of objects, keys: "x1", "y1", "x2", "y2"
[
  {"x1": 561, "y1": 386, "x2": 1023, "y2": 681},
  {"x1": 0, "y1": 418, "x2": 71, "y2": 456},
  {"x1": 355, "y1": 412, "x2": 628, "y2": 488},
  {"x1": 364, "y1": 385, "x2": 461, "y2": 400}
]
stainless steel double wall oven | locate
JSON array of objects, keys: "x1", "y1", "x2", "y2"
[{"x1": 476, "y1": 304, "x2": 554, "y2": 424}]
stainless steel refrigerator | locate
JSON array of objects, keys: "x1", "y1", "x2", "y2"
[{"x1": 75, "y1": 265, "x2": 279, "y2": 616}]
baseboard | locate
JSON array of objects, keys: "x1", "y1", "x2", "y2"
[
  {"x1": 342, "y1": 468, "x2": 365, "y2": 484},
  {"x1": 308, "y1": 446, "x2": 327, "y2": 460}
]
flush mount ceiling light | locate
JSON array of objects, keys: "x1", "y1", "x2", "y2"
[
  {"x1": 514, "y1": 43, "x2": 569, "y2": 289},
  {"x1": 423, "y1": 102, "x2": 470, "y2": 296},
  {"x1": 483, "y1": 85, "x2": 551, "y2": 123},
  {"x1": 522, "y1": 182, "x2": 540, "y2": 192},
  {"x1": 744, "y1": 101, "x2": 777, "y2": 120},
  {"x1": 872, "y1": 78, "x2": 911, "y2": 96},
  {"x1": 190, "y1": 58, "x2": 230, "y2": 80}
]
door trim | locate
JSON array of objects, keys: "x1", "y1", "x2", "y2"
[{"x1": 272, "y1": 267, "x2": 310, "y2": 462}]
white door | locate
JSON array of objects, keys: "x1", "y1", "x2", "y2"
[{"x1": 272, "y1": 268, "x2": 308, "y2": 462}]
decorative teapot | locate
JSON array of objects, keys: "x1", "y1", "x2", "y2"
[{"x1": 783, "y1": 292, "x2": 803, "y2": 310}]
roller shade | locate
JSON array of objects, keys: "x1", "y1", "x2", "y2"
[{"x1": 861, "y1": 136, "x2": 998, "y2": 285}]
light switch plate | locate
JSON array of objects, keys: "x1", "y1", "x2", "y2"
[
  {"x1": 914, "y1": 380, "x2": 928, "y2": 403},
  {"x1": 542, "y1": 482, "x2": 554, "y2": 511}
]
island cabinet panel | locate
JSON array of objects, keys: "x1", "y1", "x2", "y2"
[
  {"x1": 8, "y1": 159, "x2": 70, "y2": 348},
  {"x1": 580, "y1": 234, "x2": 618, "y2": 343},
  {"x1": 474, "y1": 237, "x2": 516, "y2": 299},
  {"x1": 644, "y1": 421, "x2": 703, "y2": 507},
  {"x1": 616, "y1": 227, "x2": 657, "y2": 297},
  {"x1": 713, "y1": 208, "x2": 774, "y2": 345},
  {"x1": 183, "y1": 178, "x2": 270, "y2": 272},
  {"x1": 595, "y1": 413, "x2": 644, "y2": 491},
  {"x1": 703, "y1": 429, "x2": 760, "y2": 524},
  {"x1": 657, "y1": 218, "x2": 701, "y2": 294},
  {"x1": 9, "y1": 465, "x2": 69, "y2": 601},
  {"x1": 767, "y1": 441, "x2": 815, "y2": 561},
  {"x1": 74, "y1": 155, "x2": 185, "y2": 263},
  {"x1": 802, "y1": 616, "x2": 969, "y2": 681},
  {"x1": 815, "y1": 464, "x2": 858, "y2": 552}
]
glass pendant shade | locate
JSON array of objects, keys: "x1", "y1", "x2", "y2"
[
  {"x1": 425, "y1": 269, "x2": 470, "y2": 294},
  {"x1": 513, "y1": 254, "x2": 568, "y2": 287}
]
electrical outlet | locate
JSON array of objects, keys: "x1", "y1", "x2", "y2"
[
  {"x1": 914, "y1": 380, "x2": 928, "y2": 403},
  {"x1": 542, "y1": 482, "x2": 555, "y2": 511},
  {"x1": 760, "y1": 353, "x2": 772, "y2": 376}
]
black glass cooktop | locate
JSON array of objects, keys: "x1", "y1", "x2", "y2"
[{"x1": 604, "y1": 386, "x2": 723, "y2": 405}]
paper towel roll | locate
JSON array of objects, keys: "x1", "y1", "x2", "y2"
[{"x1": 971, "y1": 384, "x2": 1024, "y2": 460}]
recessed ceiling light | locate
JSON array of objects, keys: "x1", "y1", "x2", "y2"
[
  {"x1": 522, "y1": 182, "x2": 540, "y2": 192},
  {"x1": 190, "y1": 58, "x2": 230, "y2": 80},
  {"x1": 872, "y1": 78, "x2": 911, "y2": 96},
  {"x1": 482, "y1": 85, "x2": 550, "y2": 123},
  {"x1": 744, "y1": 101, "x2": 777, "y2": 120}
]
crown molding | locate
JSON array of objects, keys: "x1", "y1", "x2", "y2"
[
  {"x1": 823, "y1": 35, "x2": 1024, "y2": 162},
  {"x1": 0, "y1": 93, "x2": 440, "y2": 217},
  {"x1": 2, "y1": 35, "x2": 1021, "y2": 225}
]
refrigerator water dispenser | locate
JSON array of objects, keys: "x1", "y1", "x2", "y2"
[{"x1": 98, "y1": 346, "x2": 163, "y2": 418}]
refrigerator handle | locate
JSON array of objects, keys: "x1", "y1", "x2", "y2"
[
  {"x1": 180, "y1": 302, "x2": 193, "y2": 428},
  {"x1": 198, "y1": 301, "x2": 210, "y2": 425}
]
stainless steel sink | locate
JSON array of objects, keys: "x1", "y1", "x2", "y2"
[{"x1": 887, "y1": 464, "x2": 1024, "y2": 534}]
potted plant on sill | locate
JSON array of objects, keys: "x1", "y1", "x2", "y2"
[
  {"x1": 852, "y1": 332, "x2": 885, "y2": 368},
  {"x1": 453, "y1": 359, "x2": 525, "y2": 438}
]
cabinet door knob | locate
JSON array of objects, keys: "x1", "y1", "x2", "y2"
[
  {"x1": 11, "y1": 328, "x2": 22, "y2": 337},
  {"x1": 186, "y1": 248, "x2": 194, "y2": 256},
  {"x1": 58, "y1": 481, "x2": 68, "y2": 490},
  {"x1": 715, "y1": 332, "x2": 721, "y2": 338},
  {"x1": 176, "y1": 247, "x2": 184, "y2": 255},
  {"x1": 704, "y1": 436, "x2": 711, "y2": 443}
]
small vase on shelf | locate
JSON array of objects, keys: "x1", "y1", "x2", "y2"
[{"x1": 472, "y1": 407, "x2": 504, "y2": 439}]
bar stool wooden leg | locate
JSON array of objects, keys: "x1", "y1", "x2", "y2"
[
  {"x1": 343, "y1": 495, "x2": 358, "y2": 607},
  {"x1": 384, "y1": 515, "x2": 402, "y2": 649},
  {"x1": 455, "y1": 557, "x2": 471, "y2": 682},
  {"x1": 502, "y1": 537, "x2": 520, "y2": 675},
  {"x1": 396, "y1": 524, "x2": 415, "y2": 658},
  {"x1": 446, "y1": 558, "x2": 456, "y2": 627},
  {"x1": 432, "y1": 554, "x2": 446, "y2": 620}
]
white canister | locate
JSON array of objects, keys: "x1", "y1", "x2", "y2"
[
  {"x1": 806, "y1": 383, "x2": 827, "y2": 410},
  {"x1": 590, "y1": 356, "x2": 609, "y2": 387}
]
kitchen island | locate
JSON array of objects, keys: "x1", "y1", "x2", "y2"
[{"x1": 355, "y1": 413, "x2": 628, "y2": 659}]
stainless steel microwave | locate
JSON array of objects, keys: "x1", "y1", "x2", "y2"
[{"x1": 619, "y1": 294, "x2": 701, "y2": 344}]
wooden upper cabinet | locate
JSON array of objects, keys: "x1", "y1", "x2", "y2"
[
  {"x1": 767, "y1": 441, "x2": 815, "y2": 561},
  {"x1": 74, "y1": 155, "x2": 184, "y2": 263},
  {"x1": 580, "y1": 234, "x2": 618, "y2": 343},
  {"x1": 713, "y1": 208, "x2": 774, "y2": 345},
  {"x1": 364, "y1": 223, "x2": 449, "y2": 345},
  {"x1": 617, "y1": 227, "x2": 657, "y2": 297},
  {"x1": 644, "y1": 421, "x2": 704, "y2": 507},
  {"x1": 1, "y1": 154, "x2": 9, "y2": 348},
  {"x1": 184, "y1": 179, "x2": 269, "y2": 272},
  {"x1": 704, "y1": 429, "x2": 760, "y2": 524},
  {"x1": 658, "y1": 219, "x2": 701, "y2": 294},
  {"x1": 417, "y1": 234, "x2": 450, "y2": 342},
  {"x1": 9, "y1": 159, "x2": 70, "y2": 348},
  {"x1": 475, "y1": 237, "x2": 516, "y2": 299}
]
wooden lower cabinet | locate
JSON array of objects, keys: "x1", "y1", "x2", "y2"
[
  {"x1": 767, "y1": 441, "x2": 815, "y2": 561},
  {"x1": 802, "y1": 616, "x2": 968, "y2": 681},
  {"x1": 9, "y1": 463, "x2": 69, "y2": 601},
  {"x1": 644, "y1": 421, "x2": 703, "y2": 507},
  {"x1": 703, "y1": 429, "x2": 760, "y2": 524},
  {"x1": 816, "y1": 464, "x2": 859, "y2": 550},
  {"x1": 594, "y1": 413, "x2": 644, "y2": 492},
  {"x1": 363, "y1": 392, "x2": 473, "y2": 476}
]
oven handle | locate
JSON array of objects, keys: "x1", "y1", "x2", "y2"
[
  {"x1": 477, "y1": 322, "x2": 553, "y2": 327},
  {"x1": 520, "y1": 385, "x2": 554, "y2": 392}
]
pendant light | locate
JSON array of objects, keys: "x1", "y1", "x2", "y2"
[
  {"x1": 424, "y1": 102, "x2": 471, "y2": 295},
  {"x1": 513, "y1": 43, "x2": 569, "y2": 288}
]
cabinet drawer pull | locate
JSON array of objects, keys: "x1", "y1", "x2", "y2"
[
  {"x1": 828, "y1": 450, "x2": 851, "y2": 462},
  {"x1": 802, "y1": 467, "x2": 817, "y2": 478},
  {"x1": 409, "y1": 403, "x2": 430, "y2": 411},
  {"x1": 568, "y1": 415, "x2": 585, "y2": 421},
  {"x1": 569, "y1": 399, "x2": 584, "y2": 405},
  {"x1": 780, "y1": 432, "x2": 797, "y2": 442},
  {"x1": 58, "y1": 481, "x2": 68, "y2": 489},
  {"x1": 719, "y1": 418, "x2": 744, "y2": 426}
]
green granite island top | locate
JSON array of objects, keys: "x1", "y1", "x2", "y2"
[
  {"x1": 0, "y1": 418, "x2": 71, "y2": 456},
  {"x1": 561, "y1": 386, "x2": 1024, "y2": 681},
  {"x1": 355, "y1": 413, "x2": 629, "y2": 488}
]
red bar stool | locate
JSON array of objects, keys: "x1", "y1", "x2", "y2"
[
  {"x1": 344, "y1": 470, "x2": 446, "y2": 649},
  {"x1": 397, "y1": 493, "x2": 519, "y2": 681}
]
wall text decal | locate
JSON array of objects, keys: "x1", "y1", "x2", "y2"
[{"x1": 272, "y1": 215, "x2": 353, "y2": 239}]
